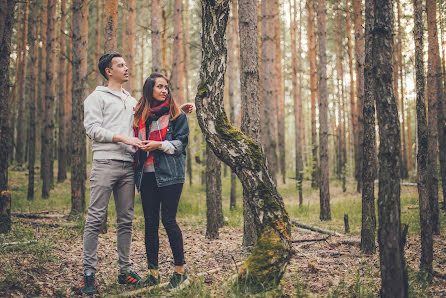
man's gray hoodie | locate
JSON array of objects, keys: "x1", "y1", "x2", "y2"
[{"x1": 84, "y1": 86, "x2": 138, "y2": 162}]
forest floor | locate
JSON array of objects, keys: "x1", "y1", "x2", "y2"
[{"x1": 1, "y1": 166, "x2": 446, "y2": 297}]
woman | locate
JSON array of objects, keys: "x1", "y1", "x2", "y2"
[{"x1": 133, "y1": 73, "x2": 190, "y2": 290}]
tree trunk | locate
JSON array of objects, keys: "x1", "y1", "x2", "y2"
[
  {"x1": 413, "y1": 0, "x2": 433, "y2": 276},
  {"x1": 126, "y1": 0, "x2": 136, "y2": 93},
  {"x1": 170, "y1": 0, "x2": 185, "y2": 105},
  {"x1": 346, "y1": 0, "x2": 358, "y2": 192},
  {"x1": 71, "y1": 0, "x2": 88, "y2": 215},
  {"x1": 0, "y1": 0, "x2": 16, "y2": 194},
  {"x1": 228, "y1": 0, "x2": 237, "y2": 210},
  {"x1": 183, "y1": 0, "x2": 193, "y2": 186},
  {"x1": 39, "y1": 0, "x2": 48, "y2": 179},
  {"x1": 15, "y1": 0, "x2": 29, "y2": 165},
  {"x1": 275, "y1": 2, "x2": 285, "y2": 185},
  {"x1": 239, "y1": 0, "x2": 260, "y2": 247},
  {"x1": 198, "y1": 1, "x2": 292, "y2": 292},
  {"x1": 161, "y1": 7, "x2": 168, "y2": 73},
  {"x1": 373, "y1": 0, "x2": 408, "y2": 295},
  {"x1": 57, "y1": 0, "x2": 67, "y2": 183},
  {"x1": 427, "y1": 0, "x2": 440, "y2": 235},
  {"x1": 317, "y1": 0, "x2": 331, "y2": 221},
  {"x1": 28, "y1": 0, "x2": 38, "y2": 199},
  {"x1": 296, "y1": 0, "x2": 304, "y2": 204},
  {"x1": 42, "y1": 0, "x2": 57, "y2": 198},
  {"x1": 151, "y1": 0, "x2": 162, "y2": 73},
  {"x1": 361, "y1": 0, "x2": 376, "y2": 255},
  {"x1": 105, "y1": 0, "x2": 118, "y2": 53},
  {"x1": 260, "y1": 0, "x2": 279, "y2": 183},
  {"x1": 0, "y1": 191, "x2": 11, "y2": 234},
  {"x1": 206, "y1": 145, "x2": 222, "y2": 239},
  {"x1": 65, "y1": 32, "x2": 72, "y2": 169},
  {"x1": 307, "y1": 0, "x2": 318, "y2": 189},
  {"x1": 353, "y1": 0, "x2": 364, "y2": 193},
  {"x1": 95, "y1": 0, "x2": 102, "y2": 85}
]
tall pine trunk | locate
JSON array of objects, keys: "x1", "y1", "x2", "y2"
[
  {"x1": 427, "y1": 0, "x2": 440, "y2": 235},
  {"x1": 126, "y1": 0, "x2": 136, "y2": 93},
  {"x1": 317, "y1": 0, "x2": 331, "y2": 221},
  {"x1": 198, "y1": 2, "x2": 292, "y2": 291},
  {"x1": 27, "y1": 0, "x2": 38, "y2": 199},
  {"x1": 105, "y1": 0, "x2": 118, "y2": 53},
  {"x1": 15, "y1": 0, "x2": 29, "y2": 165},
  {"x1": 151, "y1": 0, "x2": 162, "y2": 73},
  {"x1": 353, "y1": 0, "x2": 365, "y2": 193},
  {"x1": 71, "y1": 0, "x2": 88, "y2": 215},
  {"x1": 361, "y1": 0, "x2": 377, "y2": 255},
  {"x1": 373, "y1": 0, "x2": 408, "y2": 295},
  {"x1": 57, "y1": 0, "x2": 67, "y2": 183},
  {"x1": 40, "y1": 0, "x2": 48, "y2": 179},
  {"x1": 206, "y1": 145, "x2": 222, "y2": 239},
  {"x1": 260, "y1": 0, "x2": 279, "y2": 182},
  {"x1": 413, "y1": 0, "x2": 433, "y2": 276},
  {"x1": 170, "y1": 0, "x2": 185, "y2": 105},
  {"x1": 307, "y1": 0, "x2": 318, "y2": 189},
  {"x1": 42, "y1": 0, "x2": 57, "y2": 198},
  {"x1": 239, "y1": 0, "x2": 260, "y2": 247}
]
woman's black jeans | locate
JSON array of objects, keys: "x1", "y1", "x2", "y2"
[{"x1": 140, "y1": 172, "x2": 185, "y2": 268}]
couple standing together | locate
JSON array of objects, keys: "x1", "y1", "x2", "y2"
[{"x1": 81, "y1": 53, "x2": 192, "y2": 295}]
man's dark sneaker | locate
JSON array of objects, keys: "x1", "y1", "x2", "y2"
[
  {"x1": 167, "y1": 272, "x2": 190, "y2": 290},
  {"x1": 118, "y1": 270, "x2": 141, "y2": 285},
  {"x1": 138, "y1": 272, "x2": 160, "y2": 287},
  {"x1": 81, "y1": 272, "x2": 98, "y2": 295}
]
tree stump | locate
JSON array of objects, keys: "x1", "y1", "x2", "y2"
[{"x1": 0, "y1": 191, "x2": 11, "y2": 234}]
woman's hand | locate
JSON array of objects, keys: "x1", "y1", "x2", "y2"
[
  {"x1": 180, "y1": 103, "x2": 195, "y2": 114},
  {"x1": 140, "y1": 140, "x2": 163, "y2": 152}
]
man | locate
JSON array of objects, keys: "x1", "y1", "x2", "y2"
[{"x1": 81, "y1": 53, "x2": 142, "y2": 295}]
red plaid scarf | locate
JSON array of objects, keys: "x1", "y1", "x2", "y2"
[{"x1": 135, "y1": 99, "x2": 171, "y2": 166}]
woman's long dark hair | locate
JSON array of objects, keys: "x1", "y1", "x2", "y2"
[{"x1": 133, "y1": 73, "x2": 181, "y2": 127}]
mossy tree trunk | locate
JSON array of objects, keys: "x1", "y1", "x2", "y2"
[{"x1": 196, "y1": 1, "x2": 292, "y2": 292}]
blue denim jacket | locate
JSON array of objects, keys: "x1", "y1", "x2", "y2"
[{"x1": 135, "y1": 112, "x2": 189, "y2": 190}]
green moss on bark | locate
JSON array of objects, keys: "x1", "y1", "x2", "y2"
[
  {"x1": 215, "y1": 111, "x2": 262, "y2": 166},
  {"x1": 237, "y1": 227, "x2": 290, "y2": 293}
]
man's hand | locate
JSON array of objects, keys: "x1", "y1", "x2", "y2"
[
  {"x1": 113, "y1": 135, "x2": 143, "y2": 147},
  {"x1": 140, "y1": 140, "x2": 162, "y2": 152},
  {"x1": 180, "y1": 103, "x2": 195, "y2": 114}
]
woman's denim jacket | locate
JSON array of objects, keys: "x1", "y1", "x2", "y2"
[{"x1": 134, "y1": 112, "x2": 189, "y2": 191}]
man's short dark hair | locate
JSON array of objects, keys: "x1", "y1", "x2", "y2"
[{"x1": 98, "y1": 53, "x2": 122, "y2": 80}]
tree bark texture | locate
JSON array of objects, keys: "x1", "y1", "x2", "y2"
[
  {"x1": 239, "y1": 0, "x2": 261, "y2": 247},
  {"x1": 426, "y1": 0, "x2": 440, "y2": 235},
  {"x1": 39, "y1": 0, "x2": 48, "y2": 177},
  {"x1": 353, "y1": 0, "x2": 365, "y2": 193},
  {"x1": 290, "y1": 0, "x2": 303, "y2": 205},
  {"x1": 184, "y1": 0, "x2": 193, "y2": 186},
  {"x1": 307, "y1": 0, "x2": 318, "y2": 189},
  {"x1": 28, "y1": 0, "x2": 38, "y2": 199},
  {"x1": 0, "y1": 0, "x2": 16, "y2": 193},
  {"x1": 126, "y1": 0, "x2": 136, "y2": 94},
  {"x1": 95, "y1": 0, "x2": 102, "y2": 85},
  {"x1": 0, "y1": 191, "x2": 11, "y2": 234},
  {"x1": 260, "y1": 0, "x2": 279, "y2": 182},
  {"x1": 413, "y1": 0, "x2": 433, "y2": 276},
  {"x1": 373, "y1": 0, "x2": 408, "y2": 295},
  {"x1": 317, "y1": 0, "x2": 331, "y2": 221},
  {"x1": 197, "y1": 1, "x2": 292, "y2": 292},
  {"x1": 170, "y1": 0, "x2": 185, "y2": 104},
  {"x1": 42, "y1": 0, "x2": 57, "y2": 198},
  {"x1": 71, "y1": 0, "x2": 88, "y2": 214},
  {"x1": 206, "y1": 145, "x2": 222, "y2": 239},
  {"x1": 361, "y1": 0, "x2": 376, "y2": 255},
  {"x1": 104, "y1": 0, "x2": 118, "y2": 53},
  {"x1": 57, "y1": 0, "x2": 67, "y2": 183},
  {"x1": 15, "y1": 0, "x2": 29, "y2": 165},
  {"x1": 151, "y1": 0, "x2": 162, "y2": 73}
]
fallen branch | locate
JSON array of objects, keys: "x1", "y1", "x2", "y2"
[
  {"x1": 1, "y1": 240, "x2": 38, "y2": 247},
  {"x1": 115, "y1": 261, "x2": 244, "y2": 297},
  {"x1": 292, "y1": 220, "x2": 344, "y2": 237},
  {"x1": 12, "y1": 212, "x2": 68, "y2": 219},
  {"x1": 291, "y1": 237, "x2": 329, "y2": 243}
]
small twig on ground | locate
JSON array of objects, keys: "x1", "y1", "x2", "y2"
[
  {"x1": 1, "y1": 240, "x2": 38, "y2": 247},
  {"x1": 231, "y1": 255, "x2": 240, "y2": 273},
  {"x1": 292, "y1": 220, "x2": 344, "y2": 237},
  {"x1": 291, "y1": 237, "x2": 329, "y2": 243}
]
